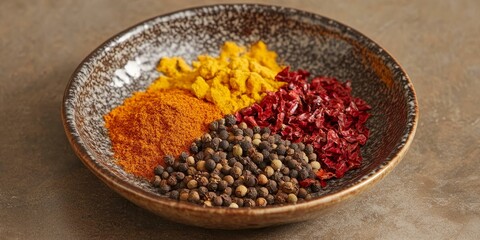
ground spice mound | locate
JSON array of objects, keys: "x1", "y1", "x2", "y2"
[
  {"x1": 148, "y1": 41, "x2": 285, "y2": 114},
  {"x1": 236, "y1": 68, "x2": 371, "y2": 183},
  {"x1": 104, "y1": 89, "x2": 223, "y2": 179}
]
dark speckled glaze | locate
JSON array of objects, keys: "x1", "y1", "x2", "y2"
[{"x1": 62, "y1": 4, "x2": 418, "y2": 229}]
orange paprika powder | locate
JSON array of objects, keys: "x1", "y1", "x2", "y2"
[{"x1": 104, "y1": 88, "x2": 223, "y2": 179}]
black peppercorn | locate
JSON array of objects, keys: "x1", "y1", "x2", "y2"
[
  {"x1": 233, "y1": 128, "x2": 243, "y2": 136},
  {"x1": 274, "y1": 192, "x2": 288, "y2": 204},
  {"x1": 195, "y1": 151, "x2": 204, "y2": 160},
  {"x1": 246, "y1": 187, "x2": 258, "y2": 199},
  {"x1": 175, "y1": 172, "x2": 185, "y2": 181},
  {"x1": 190, "y1": 143, "x2": 199, "y2": 153},
  {"x1": 252, "y1": 126, "x2": 261, "y2": 134},
  {"x1": 289, "y1": 169, "x2": 299, "y2": 178},
  {"x1": 304, "y1": 144, "x2": 314, "y2": 154},
  {"x1": 217, "y1": 180, "x2": 228, "y2": 192},
  {"x1": 266, "y1": 180, "x2": 278, "y2": 194},
  {"x1": 261, "y1": 149, "x2": 270, "y2": 160},
  {"x1": 230, "y1": 166, "x2": 242, "y2": 179},
  {"x1": 297, "y1": 188, "x2": 308, "y2": 199},
  {"x1": 252, "y1": 152, "x2": 264, "y2": 163},
  {"x1": 164, "y1": 155, "x2": 175, "y2": 166},
  {"x1": 239, "y1": 141, "x2": 252, "y2": 153},
  {"x1": 221, "y1": 165, "x2": 231, "y2": 175},
  {"x1": 297, "y1": 142, "x2": 305, "y2": 151},
  {"x1": 244, "y1": 128, "x2": 253, "y2": 137},
  {"x1": 221, "y1": 194, "x2": 232, "y2": 206},
  {"x1": 167, "y1": 175, "x2": 177, "y2": 186},
  {"x1": 169, "y1": 190, "x2": 179, "y2": 200},
  {"x1": 273, "y1": 171, "x2": 283, "y2": 182},
  {"x1": 223, "y1": 187, "x2": 233, "y2": 196},
  {"x1": 154, "y1": 165, "x2": 164, "y2": 176},
  {"x1": 152, "y1": 175, "x2": 161, "y2": 187},
  {"x1": 257, "y1": 187, "x2": 269, "y2": 198},
  {"x1": 205, "y1": 159, "x2": 216, "y2": 172},
  {"x1": 177, "y1": 163, "x2": 188, "y2": 173},
  {"x1": 224, "y1": 115, "x2": 236, "y2": 126},
  {"x1": 258, "y1": 141, "x2": 270, "y2": 151},
  {"x1": 298, "y1": 169, "x2": 309, "y2": 180},
  {"x1": 227, "y1": 157, "x2": 237, "y2": 167},
  {"x1": 257, "y1": 161, "x2": 267, "y2": 170},
  {"x1": 266, "y1": 194, "x2": 275, "y2": 205},
  {"x1": 217, "y1": 140, "x2": 228, "y2": 151},
  {"x1": 243, "y1": 198, "x2": 256, "y2": 207},
  {"x1": 244, "y1": 175, "x2": 257, "y2": 187},
  {"x1": 209, "y1": 121, "x2": 219, "y2": 131},
  {"x1": 287, "y1": 159, "x2": 298, "y2": 169},
  {"x1": 290, "y1": 143, "x2": 298, "y2": 150},
  {"x1": 261, "y1": 133, "x2": 270, "y2": 141},
  {"x1": 261, "y1": 127, "x2": 271, "y2": 135},
  {"x1": 267, "y1": 135, "x2": 275, "y2": 144},
  {"x1": 178, "y1": 152, "x2": 189, "y2": 163},
  {"x1": 277, "y1": 144, "x2": 286, "y2": 155},
  {"x1": 213, "y1": 195, "x2": 223, "y2": 206},
  {"x1": 218, "y1": 130, "x2": 229, "y2": 140},
  {"x1": 210, "y1": 137, "x2": 221, "y2": 151},
  {"x1": 211, "y1": 154, "x2": 221, "y2": 163},
  {"x1": 232, "y1": 179, "x2": 243, "y2": 189},
  {"x1": 159, "y1": 180, "x2": 171, "y2": 194},
  {"x1": 234, "y1": 197, "x2": 244, "y2": 207},
  {"x1": 207, "y1": 182, "x2": 218, "y2": 191}
]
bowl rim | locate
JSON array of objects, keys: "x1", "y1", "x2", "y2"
[{"x1": 61, "y1": 3, "x2": 419, "y2": 217}]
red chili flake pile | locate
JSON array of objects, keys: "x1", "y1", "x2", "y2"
[{"x1": 236, "y1": 67, "x2": 371, "y2": 184}]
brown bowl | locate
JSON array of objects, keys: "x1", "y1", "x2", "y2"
[{"x1": 62, "y1": 4, "x2": 418, "y2": 229}]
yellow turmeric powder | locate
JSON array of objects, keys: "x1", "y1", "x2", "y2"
[{"x1": 148, "y1": 41, "x2": 285, "y2": 114}]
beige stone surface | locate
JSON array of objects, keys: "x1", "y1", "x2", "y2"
[{"x1": 0, "y1": 0, "x2": 479, "y2": 239}]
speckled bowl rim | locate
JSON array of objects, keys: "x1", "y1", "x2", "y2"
[{"x1": 62, "y1": 3, "x2": 418, "y2": 220}]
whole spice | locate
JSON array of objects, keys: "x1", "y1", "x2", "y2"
[
  {"x1": 104, "y1": 89, "x2": 222, "y2": 179},
  {"x1": 152, "y1": 115, "x2": 321, "y2": 208},
  {"x1": 148, "y1": 41, "x2": 285, "y2": 114},
  {"x1": 236, "y1": 68, "x2": 371, "y2": 182}
]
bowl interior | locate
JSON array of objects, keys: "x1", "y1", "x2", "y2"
[{"x1": 63, "y1": 4, "x2": 416, "y2": 215}]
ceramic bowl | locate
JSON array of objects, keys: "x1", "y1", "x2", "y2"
[{"x1": 62, "y1": 4, "x2": 418, "y2": 229}]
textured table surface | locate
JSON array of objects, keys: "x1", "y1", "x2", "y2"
[{"x1": 1, "y1": 0, "x2": 479, "y2": 239}]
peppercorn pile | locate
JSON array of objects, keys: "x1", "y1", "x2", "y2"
[{"x1": 152, "y1": 115, "x2": 324, "y2": 208}]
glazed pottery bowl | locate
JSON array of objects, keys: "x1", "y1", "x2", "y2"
[{"x1": 62, "y1": 4, "x2": 418, "y2": 229}]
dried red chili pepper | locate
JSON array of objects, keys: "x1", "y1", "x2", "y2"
[
  {"x1": 299, "y1": 178, "x2": 316, "y2": 188},
  {"x1": 236, "y1": 67, "x2": 371, "y2": 181}
]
